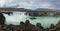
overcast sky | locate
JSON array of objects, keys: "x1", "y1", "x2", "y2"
[{"x1": 0, "y1": 0, "x2": 60, "y2": 10}]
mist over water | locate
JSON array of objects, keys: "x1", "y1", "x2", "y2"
[{"x1": 2, "y1": 12, "x2": 60, "y2": 28}]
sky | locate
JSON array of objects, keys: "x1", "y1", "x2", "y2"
[{"x1": 0, "y1": 0, "x2": 60, "y2": 10}]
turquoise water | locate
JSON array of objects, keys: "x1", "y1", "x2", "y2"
[
  {"x1": 29, "y1": 16, "x2": 60, "y2": 28},
  {"x1": 3, "y1": 12, "x2": 60, "y2": 28}
]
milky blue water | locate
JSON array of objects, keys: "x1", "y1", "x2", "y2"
[{"x1": 2, "y1": 12, "x2": 60, "y2": 28}]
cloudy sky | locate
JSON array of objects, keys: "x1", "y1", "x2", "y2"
[{"x1": 0, "y1": 0, "x2": 60, "y2": 10}]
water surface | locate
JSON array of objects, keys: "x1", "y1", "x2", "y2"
[{"x1": 3, "y1": 12, "x2": 60, "y2": 28}]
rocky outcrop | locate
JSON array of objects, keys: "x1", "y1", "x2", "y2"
[{"x1": 0, "y1": 13, "x2": 5, "y2": 24}]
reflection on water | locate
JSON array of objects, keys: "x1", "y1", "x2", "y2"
[{"x1": 2, "y1": 12, "x2": 60, "y2": 28}]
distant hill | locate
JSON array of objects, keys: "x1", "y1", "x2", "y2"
[{"x1": 0, "y1": 8, "x2": 60, "y2": 12}]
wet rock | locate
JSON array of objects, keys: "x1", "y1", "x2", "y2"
[
  {"x1": 36, "y1": 23, "x2": 43, "y2": 29},
  {"x1": 20, "y1": 21, "x2": 24, "y2": 25},
  {"x1": 50, "y1": 24, "x2": 55, "y2": 29},
  {"x1": 34, "y1": 23, "x2": 44, "y2": 31},
  {"x1": 0, "y1": 13, "x2": 5, "y2": 24},
  {"x1": 25, "y1": 20, "x2": 30, "y2": 25}
]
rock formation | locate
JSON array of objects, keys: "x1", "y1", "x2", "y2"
[{"x1": 0, "y1": 13, "x2": 5, "y2": 24}]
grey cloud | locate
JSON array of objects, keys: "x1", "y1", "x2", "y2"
[{"x1": 0, "y1": 0, "x2": 60, "y2": 10}]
